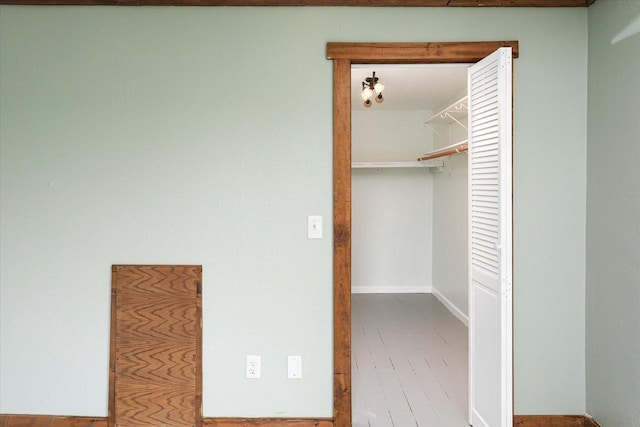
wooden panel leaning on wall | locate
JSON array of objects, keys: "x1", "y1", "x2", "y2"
[{"x1": 110, "y1": 265, "x2": 203, "y2": 427}]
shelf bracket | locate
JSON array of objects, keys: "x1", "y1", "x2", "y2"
[{"x1": 442, "y1": 112, "x2": 468, "y2": 130}]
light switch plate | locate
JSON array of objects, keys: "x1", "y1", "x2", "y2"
[
  {"x1": 308, "y1": 216, "x2": 322, "y2": 239},
  {"x1": 288, "y1": 355, "x2": 302, "y2": 379}
]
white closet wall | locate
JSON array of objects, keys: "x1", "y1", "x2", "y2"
[
  {"x1": 352, "y1": 169, "x2": 433, "y2": 293},
  {"x1": 431, "y1": 96, "x2": 469, "y2": 323},
  {"x1": 352, "y1": 110, "x2": 434, "y2": 162},
  {"x1": 432, "y1": 150, "x2": 469, "y2": 322},
  {"x1": 352, "y1": 99, "x2": 469, "y2": 307},
  {"x1": 352, "y1": 110, "x2": 434, "y2": 293}
]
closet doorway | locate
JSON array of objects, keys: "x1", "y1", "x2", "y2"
[
  {"x1": 351, "y1": 64, "x2": 470, "y2": 427},
  {"x1": 328, "y1": 42, "x2": 517, "y2": 427}
]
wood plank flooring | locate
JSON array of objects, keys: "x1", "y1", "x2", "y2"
[{"x1": 352, "y1": 294, "x2": 468, "y2": 427}]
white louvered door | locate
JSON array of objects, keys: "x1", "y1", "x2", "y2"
[{"x1": 468, "y1": 47, "x2": 513, "y2": 427}]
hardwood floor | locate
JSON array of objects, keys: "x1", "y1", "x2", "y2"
[{"x1": 352, "y1": 293, "x2": 468, "y2": 427}]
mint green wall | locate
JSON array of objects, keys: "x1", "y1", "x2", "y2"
[
  {"x1": 586, "y1": 1, "x2": 640, "y2": 426},
  {"x1": 0, "y1": 6, "x2": 587, "y2": 416}
]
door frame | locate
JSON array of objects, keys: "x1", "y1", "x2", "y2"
[{"x1": 326, "y1": 41, "x2": 519, "y2": 426}]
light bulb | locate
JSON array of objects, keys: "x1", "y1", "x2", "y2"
[
  {"x1": 374, "y1": 82, "x2": 384, "y2": 94},
  {"x1": 361, "y1": 87, "x2": 373, "y2": 101},
  {"x1": 375, "y1": 93, "x2": 384, "y2": 103},
  {"x1": 364, "y1": 99, "x2": 372, "y2": 108}
]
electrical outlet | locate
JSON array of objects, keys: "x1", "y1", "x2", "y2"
[{"x1": 246, "y1": 355, "x2": 261, "y2": 379}]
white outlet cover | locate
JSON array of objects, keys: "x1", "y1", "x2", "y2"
[
  {"x1": 246, "y1": 355, "x2": 261, "y2": 379},
  {"x1": 288, "y1": 355, "x2": 302, "y2": 379}
]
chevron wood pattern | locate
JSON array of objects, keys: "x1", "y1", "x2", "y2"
[{"x1": 110, "y1": 265, "x2": 202, "y2": 427}]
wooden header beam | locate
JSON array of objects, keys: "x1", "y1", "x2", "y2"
[
  {"x1": 0, "y1": 0, "x2": 597, "y2": 6},
  {"x1": 327, "y1": 41, "x2": 519, "y2": 64}
]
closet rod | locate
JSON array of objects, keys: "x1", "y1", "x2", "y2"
[{"x1": 418, "y1": 141, "x2": 468, "y2": 162}]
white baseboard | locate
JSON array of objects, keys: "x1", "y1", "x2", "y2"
[
  {"x1": 432, "y1": 287, "x2": 469, "y2": 326},
  {"x1": 352, "y1": 285, "x2": 432, "y2": 294}
]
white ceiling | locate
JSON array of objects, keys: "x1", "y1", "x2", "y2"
[{"x1": 351, "y1": 64, "x2": 469, "y2": 112}]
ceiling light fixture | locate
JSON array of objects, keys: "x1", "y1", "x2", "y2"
[{"x1": 361, "y1": 71, "x2": 384, "y2": 108}]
